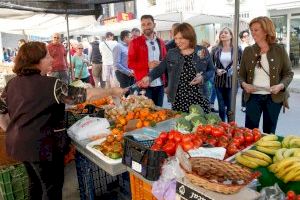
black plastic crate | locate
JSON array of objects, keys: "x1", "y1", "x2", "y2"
[
  {"x1": 122, "y1": 135, "x2": 167, "y2": 181},
  {"x1": 75, "y1": 151, "x2": 130, "y2": 200}
]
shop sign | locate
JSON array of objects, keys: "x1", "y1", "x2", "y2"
[
  {"x1": 101, "y1": 12, "x2": 134, "y2": 25},
  {"x1": 176, "y1": 182, "x2": 214, "y2": 200}
]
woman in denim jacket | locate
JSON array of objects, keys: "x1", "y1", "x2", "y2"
[
  {"x1": 139, "y1": 23, "x2": 214, "y2": 113},
  {"x1": 211, "y1": 27, "x2": 242, "y2": 122}
]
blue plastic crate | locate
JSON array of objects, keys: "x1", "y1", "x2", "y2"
[{"x1": 75, "y1": 151, "x2": 130, "y2": 200}]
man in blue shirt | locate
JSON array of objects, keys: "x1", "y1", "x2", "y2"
[{"x1": 113, "y1": 30, "x2": 135, "y2": 88}]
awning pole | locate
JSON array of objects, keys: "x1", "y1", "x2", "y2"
[
  {"x1": 65, "y1": 12, "x2": 72, "y2": 84},
  {"x1": 230, "y1": 0, "x2": 240, "y2": 122}
]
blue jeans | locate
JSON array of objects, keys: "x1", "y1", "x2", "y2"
[
  {"x1": 115, "y1": 70, "x2": 135, "y2": 88},
  {"x1": 145, "y1": 85, "x2": 164, "y2": 107},
  {"x1": 215, "y1": 87, "x2": 232, "y2": 122},
  {"x1": 245, "y1": 94, "x2": 282, "y2": 134}
]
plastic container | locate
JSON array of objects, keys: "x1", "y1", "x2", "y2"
[
  {"x1": 129, "y1": 173, "x2": 157, "y2": 200},
  {"x1": 122, "y1": 130, "x2": 167, "y2": 181},
  {"x1": 75, "y1": 151, "x2": 130, "y2": 200}
]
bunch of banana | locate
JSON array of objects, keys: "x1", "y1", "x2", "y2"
[
  {"x1": 235, "y1": 150, "x2": 272, "y2": 169},
  {"x1": 268, "y1": 157, "x2": 300, "y2": 183},
  {"x1": 282, "y1": 135, "x2": 300, "y2": 148},
  {"x1": 274, "y1": 148, "x2": 300, "y2": 162},
  {"x1": 255, "y1": 135, "x2": 281, "y2": 155}
]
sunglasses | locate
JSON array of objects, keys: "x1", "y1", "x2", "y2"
[{"x1": 150, "y1": 41, "x2": 155, "y2": 51}]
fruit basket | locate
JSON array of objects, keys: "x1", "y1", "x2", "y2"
[{"x1": 183, "y1": 157, "x2": 259, "y2": 194}]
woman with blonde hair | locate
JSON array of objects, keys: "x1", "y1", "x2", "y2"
[{"x1": 239, "y1": 16, "x2": 293, "y2": 133}]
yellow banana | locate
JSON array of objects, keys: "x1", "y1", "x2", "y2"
[
  {"x1": 283, "y1": 168, "x2": 300, "y2": 183},
  {"x1": 289, "y1": 138, "x2": 300, "y2": 148},
  {"x1": 256, "y1": 140, "x2": 281, "y2": 147},
  {"x1": 268, "y1": 163, "x2": 278, "y2": 172},
  {"x1": 282, "y1": 135, "x2": 297, "y2": 148},
  {"x1": 274, "y1": 157, "x2": 300, "y2": 173},
  {"x1": 294, "y1": 151, "x2": 300, "y2": 157},
  {"x1": 275, "y1": 148, "x2": 287, "y2": 161},
  {"x1": 260, "y1": 135, "x2": 278, "y2": 142},
  {"x1": 242, "y1": 152, "x2": 270, "y2": 167},
  {"x1": 235, "y1": 153, "x2": 259, "y2": 169},
  {"x1": 283, "y1": 149, "x2": 295, "y2": 158},
  {"x1": 276, "y1": 162, "x2": 300, "y2": 179},
  {"x1": 246, "y1": 150, "x2": 273, "y2": 163},
  {"x1": 256, "y1": 146, "x2": 278, "y2": 155},
  {"x1": 273, "y1": 156, "x2": 278, "y2": 163},
  {"x1": 291, "y1": 174, "x2": 300, "y2": 181}
]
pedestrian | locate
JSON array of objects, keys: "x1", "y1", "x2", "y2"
[
  {"x1": 113, "y1": 30, "x2": 135, "y2": 88},
  {"x1": 90, "y1": 36, "x2": 105, "y2": 88},
  {"x1": 139, "y1": 23, "x2": 214, "y2": 113},
  {"x1": 71, "y1": 43, "x2": 90, "y2": 83},
  {"x1": 239, "y1": 16, "x2": 294, "y2": 134},
  {"x1": 211, "y1": 27, "x2": 242, "y2": 122},
  {"x1": 239, "y1": 30, "x2": 251, "y2": 113},
  {"x1": 47, "y1": 33, "x2": 69, "y2": 83},
  {"x1": 0, "y1": 41, "x2": 126, "y2": 200},
  {"x1": 99, "y1": 32, "x2": 118, "y2": 88},
  {"x1": 128, "y1": 15, "x2": 167, "y2": 107},
  {"x1": 166, "y1": 23, "x2": 180, "y2": 51},
  {"x1": 131, "y1": 28, "x2": 141, "y2": 39}
]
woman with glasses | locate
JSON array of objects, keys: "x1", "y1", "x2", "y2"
[
  {"x1": 239, "y1": 16, "x2": 294, "y2": 134},
  {"x1": 211, "y1": 27, "x2": 242, "y2": 122},
  {"x1": 71, "y1": 43, "x2": 90, "y2": 83},
  {"x1": 139, "y1": 23, "x2": 214, "y2": 113}
]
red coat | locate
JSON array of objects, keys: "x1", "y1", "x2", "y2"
[{"x1": 128, "y1": 35, "x2": 167, "y2": 81}]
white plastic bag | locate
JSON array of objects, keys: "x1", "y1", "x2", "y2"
[{"x1": 67, "y1": 116, "x2": 110, "y2": 140}]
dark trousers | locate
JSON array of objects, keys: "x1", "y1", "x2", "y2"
[
  {"x1": 241, "y1": 90, "x2": 246, "y2": 107},
  {"x1": 215, "y1": 87, "x2": 232, "y2": 122},
  {"x1": 24, "y1": 154, "x2": 64, "y2": 200},
  {"x1": 115, "y1": 70, "x2": 135, "y2": 88},
  {"x1": 145, "y1": 85, "x2": 164, "y2": 107},
  {"x1": 245, "y1": 94, "x2": 282, "y2": 134}
]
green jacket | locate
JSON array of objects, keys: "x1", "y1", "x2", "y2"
[{"x1": 239, "y1": 43, "x2": 294, "y2": 105}]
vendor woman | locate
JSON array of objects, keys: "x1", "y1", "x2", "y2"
[{"x1": 0, "y1": 41, "x2": 126, "y2": 200}]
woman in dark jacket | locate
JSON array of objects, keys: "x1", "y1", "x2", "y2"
[
  {"x1": 0, "y1": 41, "x2": 125, "y2": 200},
  {"x1": 211, "y1": 27, "x2": 242, "y2": 122},
  {"x1": 239, "y1": 16, "x2": 293, "y2": 134},
  {"x1": 139, "y1": 22, "x2": 215, "y2": 113}
]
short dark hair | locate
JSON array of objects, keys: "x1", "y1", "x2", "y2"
[
  {"x1": 13, "y1": 41, "x2": 46, "y2": 75},
  {"x1": 131, "y1": 28, "x2": 140, "y2": 33},
  {"x1": 105, "y1": 32, "x2": 114, "y2": 38},
  {"x1": 239, "y1": 29, "x2": 249, "y2": 39},
  {"x1": 120, "y1": 30, "x2": 131, "y2": 41},
  {"x1": 141, "y1": 15, "x2": 154, "y2": 22},
  {"x1": 174, "y1": 23, "x2": 197, "y2": 49}
]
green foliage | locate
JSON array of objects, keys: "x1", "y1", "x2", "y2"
[
  {"x1": 175, "y1": 117, "x2": 193, "y2": 133},
  {"x1": 205, "y1": 113, "x2": 222, "y2": 125}
]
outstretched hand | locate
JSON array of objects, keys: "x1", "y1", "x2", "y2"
[{"x1": 137, "y1": 76, "x2": 150, "y2": 88}]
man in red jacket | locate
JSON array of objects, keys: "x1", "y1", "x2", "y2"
[{"x1": 128, "y1": 15, "x2": 167, "y2": 106}]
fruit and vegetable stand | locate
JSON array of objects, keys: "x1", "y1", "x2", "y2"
[{"x1": 2, "y1": 93, "x2": 294, "y2": 200}]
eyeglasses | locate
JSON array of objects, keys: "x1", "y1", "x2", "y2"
[
  {"x1": 150, "y1": 41, "x2": 155, "y2": 51},
  {"x1": 256, "y1": 55, "x2": 262, "y2": 69}
]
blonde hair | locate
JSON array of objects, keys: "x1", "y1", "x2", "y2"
[{"x1": 249, "y1": 16, "x2": 276, "y2": 44}]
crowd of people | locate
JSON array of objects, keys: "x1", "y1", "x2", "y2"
[{"x1": 0, "y1": 15, "x2": 294, "y2": 199}]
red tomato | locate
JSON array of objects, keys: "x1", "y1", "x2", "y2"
[
  {"x1": 168, "y1": 131, "x2": 175, "y2": 141},
  {"x1": 181, "y1": 134, "x2": 192, "y2": 143},
  {"x1": 219, "y1": 135, "x2": 229, "y2": 142},
  {"x1": 287, "y1": 191, "x2": 296, "y2": 200},
  {"x1": 151, "y1": 144, "x2": 161, "y2": 151},
  {"x1": 196, "y1": 125, "x2": 204, "y2": 134},
  {"x1": 173, "y1": 133, "x2": 182, "y2": 143},
  {"x1": 217, "y1": 139, "x2": 228, "y2": 148},
  {"x1": 219, "y1": 122, "x2": 231, "y2": 129},
  {"x1": 204, "y1": 125, "x2": 213, "y2": 135},
  {"x1": 227, "y1": 144, "x2": 239, "y2": 156},
  {"x1": 234, "y1": 132, "x2": 245, "y2": 145},
  {"x1": 154, "y1": 138, "x2": 164, "y2": 146},
  {"x1": 296, "y1": 195, "x2": 300, "y2": 200},
  {"x1": 162, "y1": 142, "x2": 176, "y2": 156},
  {"x1": 244, "y1": 131, "x2": 254, "y2": 144},
  {"x1": 181, "y1": 141, "x2": 194, "y2": 152},
  {"x1": 229, "y1": 121, "x2": 237, "y2": 127},
  {"x1": 193, "y1": 139, "x2": 203, "y2": 149},
  {"x1": 197, "y1": 133, "x2": 208, "y2": 143},
  {"x1": 206, "y1": 138, "x2": 217, "y2": 146},
  {"x1": 211, "y1": 126, "x2": 225, "y2": 137},
  {"x1": 252, "y1": 129, "x2": 261, "y2": 142},
  {"x1": 159, "y1": 132, "x2": 168, "y2": 142}
]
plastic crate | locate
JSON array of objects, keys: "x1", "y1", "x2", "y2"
[
  {"x1": 122, "y1": 135, "x2": 167, "y2": 181},
  {"x1": 0, "y1": 164, "x2": 29, "y2": 200},
  {"x1": 129, "y1": 173, "x2": 157, "y2": 200},
  {"x1": 75, "y1": 151, "x2": 130, "y2": 200}
]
